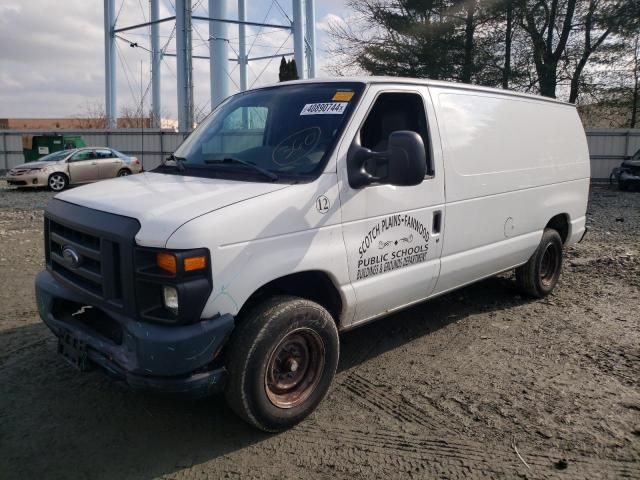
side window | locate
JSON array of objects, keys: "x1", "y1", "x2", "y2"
[
  {"x1": 95, "y1": 149, "x2": 113, "y2": 159},
  {"x1": 360, "y1": 92, "x2": 432, "y2": 177},
  {"x1": 70, "y1": 150, "x2": 95, "y2": 162}
]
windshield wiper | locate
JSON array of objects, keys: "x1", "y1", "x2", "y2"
[
  {"x1": 164, "y1": 153, "x2": 187, "y2": 172},
  {"x1": 204, "y1": 157, "x2": 278, "y2": 181}
]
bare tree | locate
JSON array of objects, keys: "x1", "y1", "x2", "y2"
[{"x1": 72, "y1": 100, "x2": 107, "y2": 129}]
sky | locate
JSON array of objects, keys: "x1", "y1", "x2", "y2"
[{"x1": 0, "y1": 0, "x2": 352, "y2": 120}]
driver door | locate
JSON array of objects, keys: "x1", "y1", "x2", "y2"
[
  {"x1": 337, "y1": 85, "x2": 446, "y2": 325},
  {"x1": 67, "y1": 149, "x2": 100, "y2": 183}
]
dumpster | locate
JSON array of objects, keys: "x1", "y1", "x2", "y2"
[{"x1": 22, "y1": 134, "x2": 86, "y2": 162}]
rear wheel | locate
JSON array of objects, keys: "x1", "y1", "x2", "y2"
[
  {"x1": 48, "y1": 173, "x2": 68, "y2": 192},
  {"x1": 117, "y1": 169, "x2": 131, "y2": 177},
  {"x1": 224, "y1": 295, "x2": 339, "y2": 432},
  {"x1": 516, "y1": 228, "x2": 563, "y2": 298}
]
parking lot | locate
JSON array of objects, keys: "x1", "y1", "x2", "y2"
[{"x1": 0, "y1": 183, "x2": 638, "y2": 479}]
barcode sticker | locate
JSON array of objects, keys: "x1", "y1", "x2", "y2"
[{"x1": 300, "y1": 102, "x2": 348, "y2": 115}]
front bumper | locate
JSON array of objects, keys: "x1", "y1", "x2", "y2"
[
  {"x1": 35, "y1": 270, "x2": 234, "y2": 396},
  {"x1": 5, "y1": 172, "x2": 45, "y2": 187}
]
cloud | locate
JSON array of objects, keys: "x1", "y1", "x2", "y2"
[
  {"x1": 0, "y1": 0, "x2": 351, "y2": 119},
  {"x1": 316, "y1": 13, "x2": 346, "y2": 33}
]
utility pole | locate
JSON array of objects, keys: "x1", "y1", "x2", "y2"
[
  {"x1": 305, "y1": 0, "x2": 316, "y2": 78},
  {"x1": 104, "y1": 0, "x2": 117, "y2": 128},
  {"x1": 210, "y1": 0, "x2": 231, "y2": 108},
  {"x1": 176, "y1": 0, "x2": 193, "y2": 132},
  {"x1": 238, "y1": 0, "x2": 247, "y2": 92},
  {"x1": 292, "y1": 0, "x2": 306, "y2": 79},
  {"x1": 150, "y1": 0, "x2": 161, "y2": 128},
  {"x1": 140, "y1": 60, "x2": 145, "y2": 169}
]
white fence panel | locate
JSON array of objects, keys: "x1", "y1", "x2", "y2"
[{"x1": 1, "y1": 128, "x2": 639, "y2": 179}]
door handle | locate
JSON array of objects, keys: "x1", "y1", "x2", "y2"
[
  {"x1": 432, "y1": 211, "x2": 442, "y2": 234},
  {"x1": 91, "y1": 162, "x2": 98, "y2": 165}
]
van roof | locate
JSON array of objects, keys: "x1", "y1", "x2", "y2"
[{"x1": 272, "y1": 76, "x2": 573, "y2": 107}]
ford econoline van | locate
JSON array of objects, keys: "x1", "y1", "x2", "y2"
[{"x1": 35, "y1": 78, "x2": 589, "y2": 431}]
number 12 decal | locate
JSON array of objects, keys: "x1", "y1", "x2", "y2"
[{"x1": 316, "y1": 195, "x2": 330, "y2": 214}]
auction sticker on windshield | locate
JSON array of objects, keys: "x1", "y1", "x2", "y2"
[{"x1": 300, "y1": 102, "x2": 348, "y2": 115}]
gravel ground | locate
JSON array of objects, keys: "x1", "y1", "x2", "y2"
[{"x1": 0, "y1": 183, "x2": 638, "y2": 479}]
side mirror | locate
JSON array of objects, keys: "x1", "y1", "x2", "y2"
[{"x1": 347, "y1": 130, "x2": 427, "y2": 188}]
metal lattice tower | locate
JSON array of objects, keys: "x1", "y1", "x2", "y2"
[{"x1": 103, "y1": 0, "x2": 317, "y2": 132}]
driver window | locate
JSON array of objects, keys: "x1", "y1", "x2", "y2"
[{"x1": 360, "y1": 92, "x2": 431, "y2": 177}]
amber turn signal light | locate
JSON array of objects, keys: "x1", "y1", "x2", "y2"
[
  {"x1": 184, "y1": 255, "x2": 207, "y2": 272},
  {"x1": 156, "y1": 252, "x2": 177, "y2": 274}
]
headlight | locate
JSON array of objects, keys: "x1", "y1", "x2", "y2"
[
  {"x1": 135, "y1": 247, "x2": 212, "y2": 325},
  {"x1": 163, "y1": 286, "x2": 179, "y2": 315}
]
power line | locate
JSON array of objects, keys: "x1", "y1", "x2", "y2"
[
  {"x1": 250, "y1": 32, "x2": 291, "y2": 88},
  {"x1": 247, "y1": 1, "x2": 274, "y2": 59},
  {"x1": 137, "y1": 0, "x2": 148, "y2": 24},
  {"x1": 115, "y1": 34, "x2": 152, "y2": 53},
  {"x1": 114, "y1": 0, "x2": 126, "y2": 24},
  {"x1": 274, "y1": 0, "x2": 292, "y2": 23},
  {"x1": 162, "y1": 56, "x2": 178, "y2": 78},
  {"x1": 115, "y1": 42, "x2": 141, "y2": 109}
]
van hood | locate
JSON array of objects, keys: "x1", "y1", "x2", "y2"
[{"x1": 56, "y1": 172, "x2": 289, "y2": 247}]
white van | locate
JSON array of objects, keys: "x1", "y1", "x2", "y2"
[{"x1": 35, "y1": 77, "x2": 589, "y2": 431}]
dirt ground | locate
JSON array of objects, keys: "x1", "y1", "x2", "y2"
[{"x1": 0, "y1": 183, "x2": 638, "y2": 479}]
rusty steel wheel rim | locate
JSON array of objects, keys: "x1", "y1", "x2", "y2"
[
  {"x1": 540, "y1": 243, "x2": 559, "y2": 287},
  {"x1": 265, "y1": 328, "x2": 325, "y2": 409}
]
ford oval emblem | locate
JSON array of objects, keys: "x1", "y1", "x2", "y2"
[{"x1": 62, "y1": 246, "x2": 81, "y2": 268}]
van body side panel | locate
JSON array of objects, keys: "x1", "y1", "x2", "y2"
[
  {"x1": 430, "y1": 88, "x2": 589, "y2": 295},
  {"x1": 431, "y1": 90, "x2": 590, "y2": 202},
  {"x1": 165, "y1": 172, "x2": 354, "y2": 320}
]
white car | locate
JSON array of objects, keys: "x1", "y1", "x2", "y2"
[{"x1": 35, "y1": 77, "x2": 589, "y2": 431}]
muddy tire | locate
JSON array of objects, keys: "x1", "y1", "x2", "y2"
[
  {"x1": 516, "y1": 228, "x2": 563, "y2": 298},
  {"x1": 224, "y1": 295, "x2": 339, "y2": 432},
  {"x1": 48, "y1": 173, "x2": 68, "y2": 192}
]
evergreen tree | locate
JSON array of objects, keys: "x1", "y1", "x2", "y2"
[{"x1": 279, "y1": 57, "x2": 299, "y2": 81}]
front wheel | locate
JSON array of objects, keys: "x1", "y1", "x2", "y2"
[
  {"x1": 224, "y1": 296, "x2": 339, "y2": 432},
  {"x1": 516, "y1": 228, "x2": 563, "y2": 298},
  {"x1": 48, "y1": 173, "x2": 68, "y2": 192}
]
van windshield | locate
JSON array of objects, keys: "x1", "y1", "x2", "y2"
[{"x1": 167, "y1": 82, "x2": 364, "y2": 181}]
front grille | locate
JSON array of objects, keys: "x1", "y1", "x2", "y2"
[
  {"x1": 44, "y1": 199, "x2": 140, "y2": 316},
  {"x1": 9, "y1": 168, "x2": 32, "y2": 176},
  {"x1": 47, "y1": 219, "x2": 123, "y2": 304}
]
